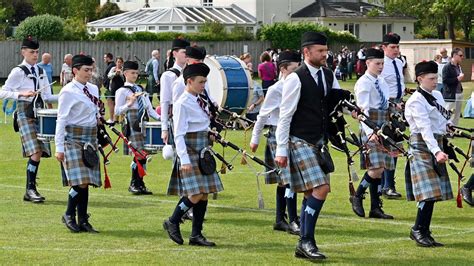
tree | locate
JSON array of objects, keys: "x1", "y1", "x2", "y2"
[
  {"x1": 32, "y1": 0, "x2": 68, "y2": 18},
  {"x1": 11, "y1": 0, "x2": 36, "y2": 26},
  {"x1": 14, "y1": 14, "x2": 64, "y2": 40},
  {"x1": 69, "y1": 0, "x2": 100, "y2": 22},
  {"x1": 96, "y1": 1, "x2": 122, "y2": 20}
]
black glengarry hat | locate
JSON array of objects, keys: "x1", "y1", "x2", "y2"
[
  {"x1": 415, "y1": 61, "x2": 438, "y2": 77},
  {"x1": 21, "y1": 36, "x2": 39, "y2": 49},
  {"x1": 72, "y1": 54, "x2": 94, "y2": 68},
  {"x1": 186, "y1": 46, "x2": 206, "y2": 60},
  {"x1": 365, "y1": 48, "x2": 384, "y2": 59},
  {"x1": 183, "y1": 63, "x2": 210, "y2": 82},
  {"x1": 172, "y1": 38, "x2": 190, "y2": 50},
  {"x1": 277, "y1": 50, "x2": 301, "y2": 65},
  {"x1": 123, "y1": 60, "x2": 139, "y2": 71},
  {"x1": 383, "y1": 32, "x2": 400, "y2": 45},
  {"x1": 301, "y1": 31, "x2": 328, "y2": 47}
]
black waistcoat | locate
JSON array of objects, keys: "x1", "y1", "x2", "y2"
[{"x1": 290, "y1": 63, "x2": 334, "y2": 145}]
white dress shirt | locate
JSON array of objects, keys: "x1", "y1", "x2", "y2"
[
  {"x1": 276, "y1": 62, "x2": 341, "y2": 157},
  {"x1": 381, "y1": 56, "x2": 405, "y2": 99},
  {"x1": 173, "y1": 91, "x2": 210, "y2": 165},
  {"x1": 114, "y1": 82, "x2": 160, "y2": 120},
  {"x1": 55, "y1": 80, "x2": 99, "y2": 153},
  {"x1": 0, "y1": 60, "x2": 57, "y2": 102},
  {"x1": 405, "y1": 87, "x2": 448, "y2": 156},
  {"x1": 250, "y1": 78, "x2": 284, "y2": 145},
  {"x1": 354, "y1": 72, "x2": 390, "y2": 135},
  {"x1": 172, "y1": 75, "x2": 215, "y2": 104},
  {"x1": 160, "y1": 63, "x2": 183, "y2": 131},
  {"x1": 152, "y1": 59, "x2": 160, "y2": 82},
  {"x1": 357, "y1": 49, "x2": 366, "y2": 60}
]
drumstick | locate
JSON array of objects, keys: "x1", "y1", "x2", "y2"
[{"x1": 34, "y1": 81, "x2": 56, "y2": 95}]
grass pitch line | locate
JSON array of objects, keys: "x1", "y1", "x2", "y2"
[{"x1": 0, "y1": 184, "x2": 466, "y2": 232}]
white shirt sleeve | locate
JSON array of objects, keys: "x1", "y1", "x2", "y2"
[
  {"x1": 152, "y1": 59, "x2": 159, "y2": 82},
  {"x1": 173, "y1": 102, "x2": 191, "y2": 165},
  {"x1": 251, "y1": 86, "x2": 280, "y2": 145},
  {"x1": 55, "y1": 90, "x2": 74, "y2": 153},
  {"x1": 275, "y1": 73, "x2": 301, "y2": 157},
  {"x1": 107, "y1": 67, "x2": 117, "y2": 79},
  {"x1": 160, "y1": 72, "x2": 175, "y2": 131},
  {"x1": 145, "y1": 96, "x2": 160, "y2": 120},
  {"x1": 0, "y1": 68, "x2": 22, "y2": 100},
  {"x1": 114, "y1": 88, "x2": 129, "y2": 116},
  {"x1": 39, "y1": 75, "x2": 58, "y2": 103},
  {"x1": 354, "y1": 81, "x2": 373, "y2": 136}
]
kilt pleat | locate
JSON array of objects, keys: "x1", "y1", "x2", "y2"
[
  {"x1": 16, "y1": 101, "x2": 51, "y2": 158},
  {"x1": 62, "y1": 125, "x2": 101, "y2": 187},
  {"x1": 405, "y1": 133, "x2": 453, "y2": 202},
  {"x1": 264, "y1": 126, "x2": 290, "y2": 185},
  {"x1": 122, "y1": 109, "x2": 145, "y2": 155},
  {"x1": 167, "y1": 131, "x2": 223, "y2": 196},
  {"x1": 287, "y1": 135, "x2": 330, "y2": 193}
]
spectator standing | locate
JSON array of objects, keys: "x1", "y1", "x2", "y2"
[
  {"x1": 442, "y1": 47, "x2": 465, "y2": 126},
  {"x1": 258, "y1": 52, "x2": 277, "y2": 95}
]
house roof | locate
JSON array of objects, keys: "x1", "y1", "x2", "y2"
[
  {"x1": 87, "y1": 4, "x2": 256, "y2": 28},
  {"x1": 291, "y1": 0, "x2": 416, "y2": 20}
]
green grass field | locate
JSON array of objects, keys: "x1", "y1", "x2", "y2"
[{"x1": 0, "y1": 80, "x2": 473, "y2": 265}]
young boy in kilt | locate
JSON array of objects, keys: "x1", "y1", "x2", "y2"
[
  {"x1": 250, "y1": 50, "x2": 301, "y2": 235},
  {"x1": 163, "y1": 63, "x2": 223, "y2": 247},
  {"x1": 405, "y1": 61, "x2": 453, "y2": 247},
  {"x1": 172, "y1": 46, "x2": 208, "y2": 103},
  {"x1": 351, "y1": 48, "x2": 394, "y2": 219},
  {"x1": 55, "y1": 55, "x2": 102, "y2": 233},
  {"x1": 115, "y1": 60, "x2": 160, "y2": 195},
  {"x1": 0, "y1": 36, "x2": 57, "y2": 203},
  {"x1": 275, "y1": 32, "x2": 350, "y2": 261}
]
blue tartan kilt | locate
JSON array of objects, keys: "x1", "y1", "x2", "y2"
[
  {"x1": 122, "y1": 109, "x2": 145, "y2": 155},
  {"x1": 264, "y1": 126, "x2": 290, "y2": 185},
  {"x1": 167, "y1": 131, "x2": 224, "y2": 196},
  {"x1": 16, "y1": 101, "x2": 51, "y2": 158},
  {"x1": 287, "y1": 135, "x2": 330, "y2": 193},
  {"x1": 405, "y1": 133, "x2": 453, "y2": 202},
  {"x1": 62, "y1": 125, "x2": 101, "y2": 187}
]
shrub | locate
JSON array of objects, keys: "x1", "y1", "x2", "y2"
[
  {"x1": 95, "y1": 30, "x2": 130, "y2": 41},
  {"x1": 14, "y1": 14, "x2": 64, "y2": 40},
  {"x1": 130, "y1": 31, "x2": 159, "y2": 41}
]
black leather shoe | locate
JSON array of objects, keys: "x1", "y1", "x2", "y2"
[
  {"x1": 273, "y1": 220, "x2": 289, "y2": 232},
  {"x1": 426, "y1": 231, "x2": 444, "y2": 247},
  {"x1": 128, "y1": 184, "x2": 142, "y2": 195},
  {"x1": 410, "y1": 229, "x2": 433, "y2": 247},
  {"x1": 189, "y1": 234, "x2": 216, "y2": 247},
  {"x1": 163, "y1": 219, "x2": 183, "y2": 245},
  {"x1": 295, "y1": 239, "x2": 326, "y2": 260},
  {"x1": 62, "y1": 214, "x2": 80, "y2": 233},
  {"x1": 139, "y1": 185, "x2": 153, "y2": 195},
  {"x1": 461, "y1": 186, "x2": 473, "y2": 206},
  {"x1": 369, "y1": 208, "x2": 394, "y2": 219},
  {"x1": 78, "y1": 219, "x2": 99, "y2": 233},
  {"x1": 350, "y1": 195, "x2": 365, "y2": 217},
  {"x1": 383, "y1": 188, "x2": 402, "y2": 199},
  {"x1": 287, "y1": 221, "x2": 300, "y2": 235},
  {"x1": 23, "y1": 189, "x2": 44, "y2": 203}
]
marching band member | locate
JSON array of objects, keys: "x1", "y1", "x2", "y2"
[
  {"x1": 380, "y1": 33, "x2": 405, "y2": 199},
  {"x1": 250, "y1": 50, "x2": 301, "y2": 235},
  {"x1": 405, "y1": 61, "x2": 453, "y2": 247},
  {"x1": 115, "y1": 61, "x2": 160, "y2": 195},
  {"x1": 55, "y1": 55, "x2": 101, "y2": 233},
  {"x1": 0, "y1": 36, "x2": 57, "y2": 203},
  {"x1": 275, "y1": 32, "x2": 348, "y2": 260},
  {"x1": 163, "y1": 63, "x2": 223, "y2": 247},
  {"x1": 172, "y1": 46, "x2": 207, "y2": 103},
  {"x1": 351, "y1": 48, "x2": 394, "y2": 219}
]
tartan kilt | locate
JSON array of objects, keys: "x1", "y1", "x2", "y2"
[
  {"x1": 62, "y1": 125, "x2": 101, "y2": 187},
  {"x1": 287, "y1": 135, "x2": 330, "y2": 193},
  {"x1": 122, "y1": 109, "x2": 145, "y2": 155},
  {"x1": 16, "y1": 101, "x2": 51, "y2": 158},
  {"x1": 405, "y1": 133, "x2": 452, "y2": 202},
  {"x1": 264, "y1": 126, "x2": 289, "y2": 185},
  {"x1": 360, "y1": 109, "x2": 395, "y2": 170},
  {"x1": 167, "y1": 131, "x2": 224, "y2": 196}
]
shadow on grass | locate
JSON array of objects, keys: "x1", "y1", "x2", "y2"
[
  {"x1": 43, "y1": 199, "x2": 151, "y2": 209},
  {"x1": 104, "y1": 229, "x2": 166, "y2": 239}
]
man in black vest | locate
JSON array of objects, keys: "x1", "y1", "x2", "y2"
[{"x1": 275, "y1": 31, "x2": 349, "y2": 261}]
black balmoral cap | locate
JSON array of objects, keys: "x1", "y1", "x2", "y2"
[
  {"x1": 365, "y1": 48, "x2": 384, "y2": 59},
  {"x1": 415, "y1": 61, "x2": 438, "y2": 77},
  {"x1": 72, "y1": 54, "x2": 94, "y2": 67},
  {"x1": 186, "y1": 46, "x2": 207, "y2": 60},
  {"x1": 21, "y1": 36, "x2": 39, "y2": 49},
  {"x1": 183, "y1": 62, "x2": 210, "y2": 81},
  {"x1": 123, "y1": 60, "x2": 139, "y2": 71},
  {"x1": 301, "y1": 31, "x2": 328, "y2": 47}
]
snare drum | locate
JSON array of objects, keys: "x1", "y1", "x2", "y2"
[
  {"x1": 205, "y1": 56, "x2": 253, "y2": 115},
  {"x1": 144, "y1": 121, "x2": 165, "y2": 152},
  {"x1": 37, "y1": 109, "x2": 57, "y2": 141}
]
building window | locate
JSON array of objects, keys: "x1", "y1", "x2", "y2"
[
  {"x1": 202, "y1": 0, "x2": 213, "y2": 7},
  {"x1": 158, "y1": 26, "x2": 169, "y2": 31},
  {"x1": 382, "y1": 23, "x2": 393, "y2": 37},
  {"x1": 465, "y1": 47, "x2": 472, "y2": 59},
  {"x1": 90, "y1": 28, "x2": 96, "y2": 32},
  {"x1": 120, "y1": 28, "x2": 126, "y2": 31},
  {"x1": 128, "y1": 27, "x2": 134, "y2": 31},
  {"x1": 186, "y1": 26, "x2": 196, "y2": 31},
  {"x1": 246, "y1": 27, "x2": 253, "y2": 32},
  {"x1": 172, "y1": 26, "x2": 183, "y2": 31},
  {"x1": 344, "y1": 23, "x2": 359, "y2": 38},
  {"x1": 148, "y1": 26, "x2": 156, "y2": 31},
  {"x1": 98, "y1": 28, "x2": 103, "y2": 32}
]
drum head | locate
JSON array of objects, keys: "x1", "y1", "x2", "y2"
[
  {"x1": 36, "y1": 109, "x2": 58, "y2": 116},
  {"x1": 144, "y1": 121, "x2": 162, "y2": 128},
  {"x1": 204, "y1": 56, "x2": 226, "y2": 108}
]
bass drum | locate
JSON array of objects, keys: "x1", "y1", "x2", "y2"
[{"x1": 204, "y1": 55, "x2": 253, "y2": 115}]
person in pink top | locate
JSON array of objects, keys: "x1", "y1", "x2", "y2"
[{"x1": 258, "y1": 52, "x2": 277, "y2": 95}]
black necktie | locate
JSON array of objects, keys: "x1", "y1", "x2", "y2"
[
  {"x1": 417, "y1": 88, "x2": 451, "y2": 120},
  {"x1": 83, "y1": 85, "x2": 105, "y2": 118},
  {"x1": 316, "y1": 70, "x2": 325, "y2": 95},
  {"x1": 392, "y1": 60, "x2": 402, "y2": 99},
  {"x1": 30, "y1": 66, "x2": 37, "y2": 91}
]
